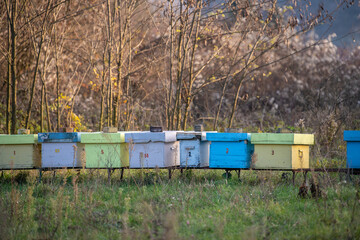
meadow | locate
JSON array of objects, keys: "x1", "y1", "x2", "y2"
[{"x1": 0, "y1": 169, "x2": 359, "y2": 239}]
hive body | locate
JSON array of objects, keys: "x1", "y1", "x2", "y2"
[
  {"x1": 207, "y1": 133, "x2": 253, "y2": 169},
  {"x1": 38, "y1": 132, "x2": 82, "y2": 168},
  {"x1": 125, "y1": 131, "x2": 179, "y2": 168},
  {"x1": 251, "y1": 133, "x2": 314, "y2": 170},
  {"x1": 344, "y1": 131, "x2": 360, "y2": 169},
  {"x1": 177, "y1": 132, "x2": 212, "y2": 167},
  {"x1": 0, "y1": 135, "x2": 40, "y2": 169},
  {"x1": 80, "y1": 132, "x2": 128, "y2": 168}
]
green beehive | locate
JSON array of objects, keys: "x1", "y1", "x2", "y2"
[
  {"x1": 79, "y1": 132, "x2": 128, "y2": 168},
  {"x1": 251, "y1": 133, "x2": 314, "y2": 170},
  {"x1": 0, "y1": 134, "x2": 41, "y2": 169}
]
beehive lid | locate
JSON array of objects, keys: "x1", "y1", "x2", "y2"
[
  {"x1": 344, "y1": 131, "x2": 360, "y2": 141},
  {"x1": 177, "y1": 131, "x2": 217, "y2": 141},
  {"x1": 125, "y1": 131, "x2": 177, "y2": 143},
  {"x1": 38, "y1": 132, "x2": 81, "y2": 143},
  {"x1": 250, "y1": 133, "x2": 314, "y2": 145},
  {"x1": 205, "y1": 133, "x2": 250, "y2": 141},
  {"x1": 0, "y1": 134, "x2": 38, "y2": 144},
  {"x1": 80, "y1": 132, "x2": 125, "y2": 143}
]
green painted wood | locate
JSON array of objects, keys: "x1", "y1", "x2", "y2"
[
  {"x1": 251, "y1": 133, "x2": 314, "y2": 145},
  {"x1": 252, "y1": 145, "x2": 292, "y2": 169},
  {"x1": 80, "y1": 132, "x2": 125, "y2": 143},
  {"x1": 0, "y1": 134, "x2": 38, "y2": 144}
]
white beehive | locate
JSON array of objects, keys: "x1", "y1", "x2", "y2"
[{"x1": 125, "y1": 131, "x2": 179, "y2": 168}]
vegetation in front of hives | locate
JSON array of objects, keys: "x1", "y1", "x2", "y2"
[{"x1": 0, "y1": 169, "x2": 359, "y2": 239}]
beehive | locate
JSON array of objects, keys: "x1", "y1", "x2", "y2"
[
  {"x1": 125, "y1": 131, "x2": 179, "y2": 168},
  {"x1": 0, "y1": 134, "x2": 40, "y2": 169},
  {"x1": 344, "y1": 131, "x2": 360, "y2": 169},
  {"x1": 38, "y1": 132, "x2": 82, "y2": 168},
  {"x1": 80, "y1": 132, "x2": 128, "y2": 168},
  {"x1": 176, "y1": 132, "x2": 212, "y2": 168},
  {"x1": 206, "y1": 133, "x2": 253, "y2": 169},
  {"x1": 251, "y1": 133, "x2": 314, "y2": 169}
]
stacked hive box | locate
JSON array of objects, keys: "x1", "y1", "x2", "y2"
[
  {"x1": 0, "y1": 134, "x2": 40, "y2": 169},
  {"x1": 80, "y1": 132, "x2": 128, "y2": 168},
  {"x1": 344, "y1": 131, "x2": 360, "y2": 169},
  {"x1": 251, "y1": 133, "x2": 314, "y2": 169},
  {"x1": 38, "y1": 132, "x2": 82, "y2": 168},
  {"x1": 206, "y1": 133, "x2": 253, "y2": 169},
  {"x1": 176, "y1": 132, "x2": 212, "y2": 168},
  {"x1": 125, "y1": 131, "x2": 179, "y2": 168}
]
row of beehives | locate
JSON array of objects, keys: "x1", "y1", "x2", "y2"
[{"x1": 0, "y1": 130, "x2": 359, "y2": 170}]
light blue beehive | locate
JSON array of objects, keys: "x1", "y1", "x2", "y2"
[
  {"x1": 176, "y1": 132, "x2": 213, "y2": 168},
  {"x1": 344, "y1": 131, "x2": 360, "y2": 169},
  {"x1": 38, "y1": 132, "x2": 82, "y2": 168},
  {"x1": 206, "y1": 133, "x2": 253, "y2": 169},
  {"x1": 125, "y1": 131, "x2": 180, "y2": 168}
]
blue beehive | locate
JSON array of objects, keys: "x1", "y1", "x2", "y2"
[
  {"x1": 38, "y1": 132, "x2": 83, "y2": 168},
  {"x1": 344, "y1": 131, "x2": 360, "y2": 169},
  {"x1": 206, "y1": 133, "x2": 253, "y2": 169},
  {"x1": 176, "y1": 132, "x2": 213, "y2": 168}
]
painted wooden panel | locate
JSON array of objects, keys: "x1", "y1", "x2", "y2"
[
  {"x1": 81, "y1": 143, "x2": 127, "y2": 168},
  {"x1": 291, "y1": 145, "x2": 310, "y2": 169},
  {"x1": 80, "y1": 132, "x2": 124, "y2": 143},
  {"x1": 251, "y1": 133, "x2": 314, "y2": 145},
  {"x1": 252, "y1": 145, "x2": 310, "y2": 169},
  {"x1": 209, "y1": 141, "x2": 253, "y2": 169},
  {"x1": 0, "y1": 144, "x2": 41, "y2": 169},
  {"x1": 129, "y1": 142, "x2": 179, "y2": 168},
  {"x1": 252, "y1": 145, "x2": 292, "y2": 169},
  {"x1": 344, "y1": 130, "x2": 360, "y2": 141},
  {"x1": 346, "y1": 142, "x2": 360, "y2": 168},
  {"x1": 38, "y1": 132, "x2": 81, "y2": 143},
  {"x1": 0, "y1": 134, "x2": 38, "y2": 144},
  {"x1": 41, "y1": 143, "x2": 82, "y2": 168},
  {"x1": 125, "y1": 131, "x2": 177, "y2": 143},
  {"x1": 180, "y1": 139, "x2": 201, "y2": 167},
  {"x1": 206, "y1": 133, "x2": 250, "y2": 142}
]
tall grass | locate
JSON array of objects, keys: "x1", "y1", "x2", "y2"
[{"x1": 0, "y1": 169, "x2": 359, "y2": 239}]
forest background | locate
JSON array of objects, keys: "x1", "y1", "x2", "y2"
[{"x1": 1, "y1": 0, "x2": 359, "y2": 160}]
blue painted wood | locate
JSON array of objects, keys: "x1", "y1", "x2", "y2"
[
  {"x1": 209, "y1": 135, "x2": 254, "y2": 169},
  {"x1": 206, "y1": 133, "x2": 250, "y2": 142},
  {"x1": 38, "y1": 132, "x2": 81, "y2": 143},
  {"x1": 41, "y1": 142, "x2": 82, "y2": 168},
  {"x1": 344, "y1": 130, "x2": 360, "y2": 141}
]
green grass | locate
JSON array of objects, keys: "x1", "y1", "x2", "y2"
[{"x1": 1, "y1": 169, "x2": 360, "y2": 239}]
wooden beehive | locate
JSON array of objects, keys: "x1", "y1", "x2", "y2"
[
  {"x1": 38, "y1": 132, "x2": 82, "y2": 168},
  {"x1": 206, "y1": 133, "x2": 253, "y2": 169},
  {"x1": 125, "y1": 131, "x2": 179, "y2": 168},
  {"x1": 0, "y1": 134, "x2": 41, "y2": 169},
  {"x1": 80, "y1": 132, "x2": 128, "y2": 168},
  {"x1": 344, "y1": 131, "x2": 360, "y2": 169},
  {"x1": 177, "y1": 132, "x2": 215, "y2": 168},
  {"x1": 250, "y1": 133, "x2": 314, "y2": 170}
]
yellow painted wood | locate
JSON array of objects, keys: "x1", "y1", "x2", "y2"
[
  {"x1": 0, "y1": 144, "x2": 41, "y2": 169},
  {"x1": 253, "y1": 144, "x2": 310, "y2": 169},
  {"x1": 291, "y1": 145, "x2": 309, "y2": 169}
]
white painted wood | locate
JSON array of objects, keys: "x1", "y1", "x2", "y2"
[
  {"x1": 129, "y1": 141, "x2": 179, "y2": 168},
  {"x1": 125, "y1": 131, "x2": 178, "y2": 143},
  {"x1": 41, "y1": 143, "x2": 82, "y2": 168}
]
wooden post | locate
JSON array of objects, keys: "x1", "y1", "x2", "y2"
[
  {"x1": 168, "y1": 168, "x2": 172, "y2": 179},
  {"x1": 107, "y1": 168, "x2": 112, "y2": 184},
  {"x1": 237, "y1": 169, "x2": 241, "y2": 179},
  {"x1": 292, "y1": 171, "x2": 296, "y2": 185},
  {"x1": 38, "y1": 169, "x2": 42, "y2": 183},
  {"x1": 120, "y1": 168, "x2": 124, "y2": 180}
]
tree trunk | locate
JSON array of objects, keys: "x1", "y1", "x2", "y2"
[
  {"x1": 6, "y1": 15, "x2": 11, "y2": 134},
  {"x1": 10, "y1": 0, "x2": 17, "y2": 134}
]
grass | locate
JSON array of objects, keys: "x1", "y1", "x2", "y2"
[{"x1": 0, "y1": 169, "x2": 360, "y2": 239}]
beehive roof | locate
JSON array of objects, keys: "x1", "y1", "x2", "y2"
[
  {"x1": 205, "y1": 133, "x2": 250, "y2": 141},
  {"x1": 38, "y1": 132, "x2": 81, "y2": 143},
  {"x1": 344, "y1": 131, "x2": 360, "y2": 141},
  {"x1": 0, "y1": 134, "x2": 38, "y2": 144},
  {"x1": 250, "y1": 133, "x2": 314, "y2": 145},
  {"x1": 80, "y1": 132, "x2": 125, "y2": 143}
]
